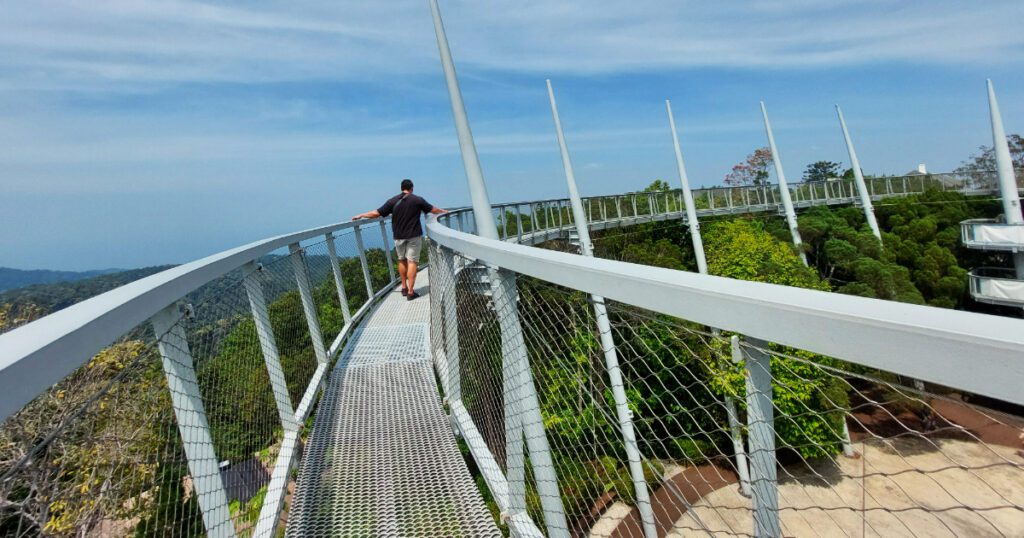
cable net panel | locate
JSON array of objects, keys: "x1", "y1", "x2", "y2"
[
  {"x1": 288, "y1": 279, "x2": 500, "y2": 537},
  {"x1": 427, "y1": 240, "x2": 1024, "y2": 538}
]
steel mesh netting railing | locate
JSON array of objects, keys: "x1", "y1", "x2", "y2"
[
  {"x1": 0, "y1": 224, "x2": 398, "y2": 537},
  {"x1": 428, "y1": 237, "x2": 1024, "y2": 537}
]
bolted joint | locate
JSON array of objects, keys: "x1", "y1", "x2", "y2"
[{"x1": 178, "y1": 302, "x2": 196, "y2": 321}]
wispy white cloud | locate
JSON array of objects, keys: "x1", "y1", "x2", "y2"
[{"x1": 0, "y1": 0, "x2": 1020, "y2": 91}]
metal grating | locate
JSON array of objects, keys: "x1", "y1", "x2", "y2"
[{"x1": 288, "y1": 275, "x2": 500, "y2": 537}]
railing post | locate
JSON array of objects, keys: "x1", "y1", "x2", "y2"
[
  {"x1": 516, "y1": 205, "x2": 524, "y2": 242},
  {"x1": 743, "y1": 338, "x2": 781, "y2": 537},
  {"x1": 290, "y1": 243, "x2": 329, "y2": 366},
  {"x1": 632, "y1": 194, "x2": 638, "y2": 217},
  {"x1": 616, "y1": 195, "x2": 622, "y2": 220},
  {"x1": 151, "y1": 304, "x2": 235, "y2": 538},
  {"x1": 353, "y1": 225, "x2": 375, "y2": 299},
  {"x1": 379, "y1": 220, "x2": 397, "y2": 283},
  {"x1": 548, "y1": 80, "x2": 655, "y2": 538},
  {"x1": 493, "y1": 270, "x2": 569, "y2": 536},
  {"x1": 244, "y1": 262, "x2": 303, "y2": 538},
  {"x1": 325, "y1": 232, "x2": 353, "y2": 324},
  {"x1": 437, "y1": 246, "x2": 462, "y2": 402},
  {"x1": 729, "y1": 336, "x2": 753, "y2": 497},
  {"x1": 243, "y1": 262, "x2": 299, "y2": 431},
  {"x1": 457, "y1": 211, "x2": 466, "y2": 233}
]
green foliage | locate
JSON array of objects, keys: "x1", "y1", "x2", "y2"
[
  {"x1": 700, "y1": 219, "x2": 849, "y2": 459},
  {"x1": 801, "y1": 189, "x2": 1002, "y2": 308},
  {"x1": 704, "y1": 219, "x2": 826, "y2": 290},
  {"x1": 802, "y1": 160, "x2": 842, "y2": 182}
]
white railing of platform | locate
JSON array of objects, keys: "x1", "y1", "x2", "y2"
[{"x1": 0, "y1": 217, "x2": 399, "y2": 537}]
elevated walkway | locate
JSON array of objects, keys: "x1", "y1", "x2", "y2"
[{"x1": 287, "y1": 271, "x2": 500, "y2": 537}]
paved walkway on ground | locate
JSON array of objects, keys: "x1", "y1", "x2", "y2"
[{"x1": 287, "y1": 272, "x2": 500, "y2": 537}]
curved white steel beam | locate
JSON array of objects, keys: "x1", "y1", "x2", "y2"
[
  {"x1": 426, "y1": 216, "x2": 1024, "y2": 406},
  {"x1": 0, "y1": 218, "x2": 387, "y2": 421}
]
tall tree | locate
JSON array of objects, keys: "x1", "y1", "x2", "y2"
[
  {"x1": 803, "y1": 161, "x2": 842, "y2": 182},
  {"x1": 955, "y1": 134, "x2": 1024, "y2": 187},
  {"x1": 724, "y1": 147, "x2": 773, "y2": 187}
]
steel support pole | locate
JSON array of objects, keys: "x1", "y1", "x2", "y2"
[
  {"x1": 151, "y1": 305, "x2": 235, "y2": 538},
  {"x1": 549, "y1": 79, "x2": 656, "y2": 538},
  {"x1": 987, "y1": 80, "x2": 1024, "y2": 280},
  {"x1": 430, "y1": 3, "x2": 568, "y2": 534},
  {"x1": 729, "y1": 336, "x2": 753, "y2": 497},
  {"x1": 353, "y1": 225, "x2": 375, "y2": 299},
  {"x1": 667, "y1": 100, "x2": 708, "y2": 274},
  {"x1": 516, "y1": 205, "x2": 523, "y2": 242},
  {"x1": 743, "y1": 337, "x2": 781, "y2": 537},
  {"x1": 836, "y1": 106, "x2": 882, "y2": 242},
  {"x1": 761, "y1": 102, "x2": 808, "y2": 265},
  {"x1": 325, "y1": 232, "x2": 353, "y2": 324},
  {"x1": 290, "y1": 243, "x2": 329, "y2": 366},
  {"x1": 243, "y1": 262, "x2": 299, "y2": 432},
  {"x1": 379, "y1": 220, "x2": 397, "y2": 282},
  {"x1": 438, "y1": 246, "x2": 462, "y2": 401}
]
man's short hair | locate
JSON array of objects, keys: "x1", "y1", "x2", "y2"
[{"x1": 401, "y1": 179, "x2": 414, "y2": 191}]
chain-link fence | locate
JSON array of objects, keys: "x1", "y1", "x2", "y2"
[
  {"x1": 429, "y1": 223, "x2": 1024, "y2": 537},
  {"x1": 0, "y1": 221, "x2": 398, "y2": 537}
]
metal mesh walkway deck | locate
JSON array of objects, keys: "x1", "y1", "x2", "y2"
[{"x1": 287, "y1": 272, "x2": 501, "y2": 537}]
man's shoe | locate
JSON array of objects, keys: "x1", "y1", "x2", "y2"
[
  {"x1": 407, "y1": 290, "x2": 420, "y2": 301},
  {"x1": 401, "y1": 287, "x2": 408, "y2": 296}
]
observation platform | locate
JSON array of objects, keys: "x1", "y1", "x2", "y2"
[
  {"x1": 287, "y1": 272, "x2": 500, "y2": 537},
  {"x1": 960, "y1": 219, "x2": 1024, "y2": 306}
]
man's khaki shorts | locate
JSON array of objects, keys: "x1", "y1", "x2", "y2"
[{"x1": 394, "y1": 236, "x2": 423, "y2": 263}]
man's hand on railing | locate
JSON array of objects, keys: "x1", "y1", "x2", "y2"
[{"x1": 352, "y1": 210, "x2": 381, "y2": 221}]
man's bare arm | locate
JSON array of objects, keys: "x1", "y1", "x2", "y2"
[
  {"x1": 351, "y1": 209, "x2": 381, "y2": 221},
  {"x1": 429, "y1": 207, "x2": 447, "y2": 215}
]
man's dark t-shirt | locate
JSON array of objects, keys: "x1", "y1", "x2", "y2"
[{"x1": 378, "y1": 193, "x2": 433, "y2": 240}]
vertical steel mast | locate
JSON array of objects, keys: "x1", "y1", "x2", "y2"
[
  {"x1": 761, "y1": 102, "x2": 808, "y2": 265},
  {"x1": 987, "y1": 79, "x2": 1024, "y2": 280},
  {"x1": 836, "y1": 105, "x2": 882, "y2": 240},
  {"x1": 548, "y1": 79, "x2": 657, "y2": 538},
  {"x1": 428, "y1": 1, "x2": 569, "y2": 535}
]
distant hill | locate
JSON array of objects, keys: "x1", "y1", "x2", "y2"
[
  {"x1": 0, "y1": 266, "x2": 175, "y2": 319},
  {"x1": 0, "y1": 267, "x2": 123, "y2": 292}
]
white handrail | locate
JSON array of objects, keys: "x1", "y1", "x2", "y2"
[
  {"x1": 426, "y1": 216, "x2": 1024, "y2": 406},
  {"x1": 0, "y1": 217, "x2": 386, "y2": 421}
]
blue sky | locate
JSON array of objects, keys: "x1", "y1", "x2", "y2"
[{"x1": 1, "y1": 0, "x2": 1022, "y2": 270}]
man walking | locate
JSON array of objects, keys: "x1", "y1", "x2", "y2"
[{"x1": 352, "y1": 179, "x2": 446, "y2": 300}]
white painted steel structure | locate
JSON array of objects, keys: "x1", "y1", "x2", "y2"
[
  {"x1": 958, "y1": 80, "x2": 1024, "y2": 307},
  {"x1": 0, "y1": 216, "x2": 401, "y2": 538}
]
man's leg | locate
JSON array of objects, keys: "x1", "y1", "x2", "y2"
[
  {"x1": 407, "y1": 261, "x2": 418, "y2": 292},
  {"x1": 398, "y1": 259, "x2": 408, "y2": 291}
]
